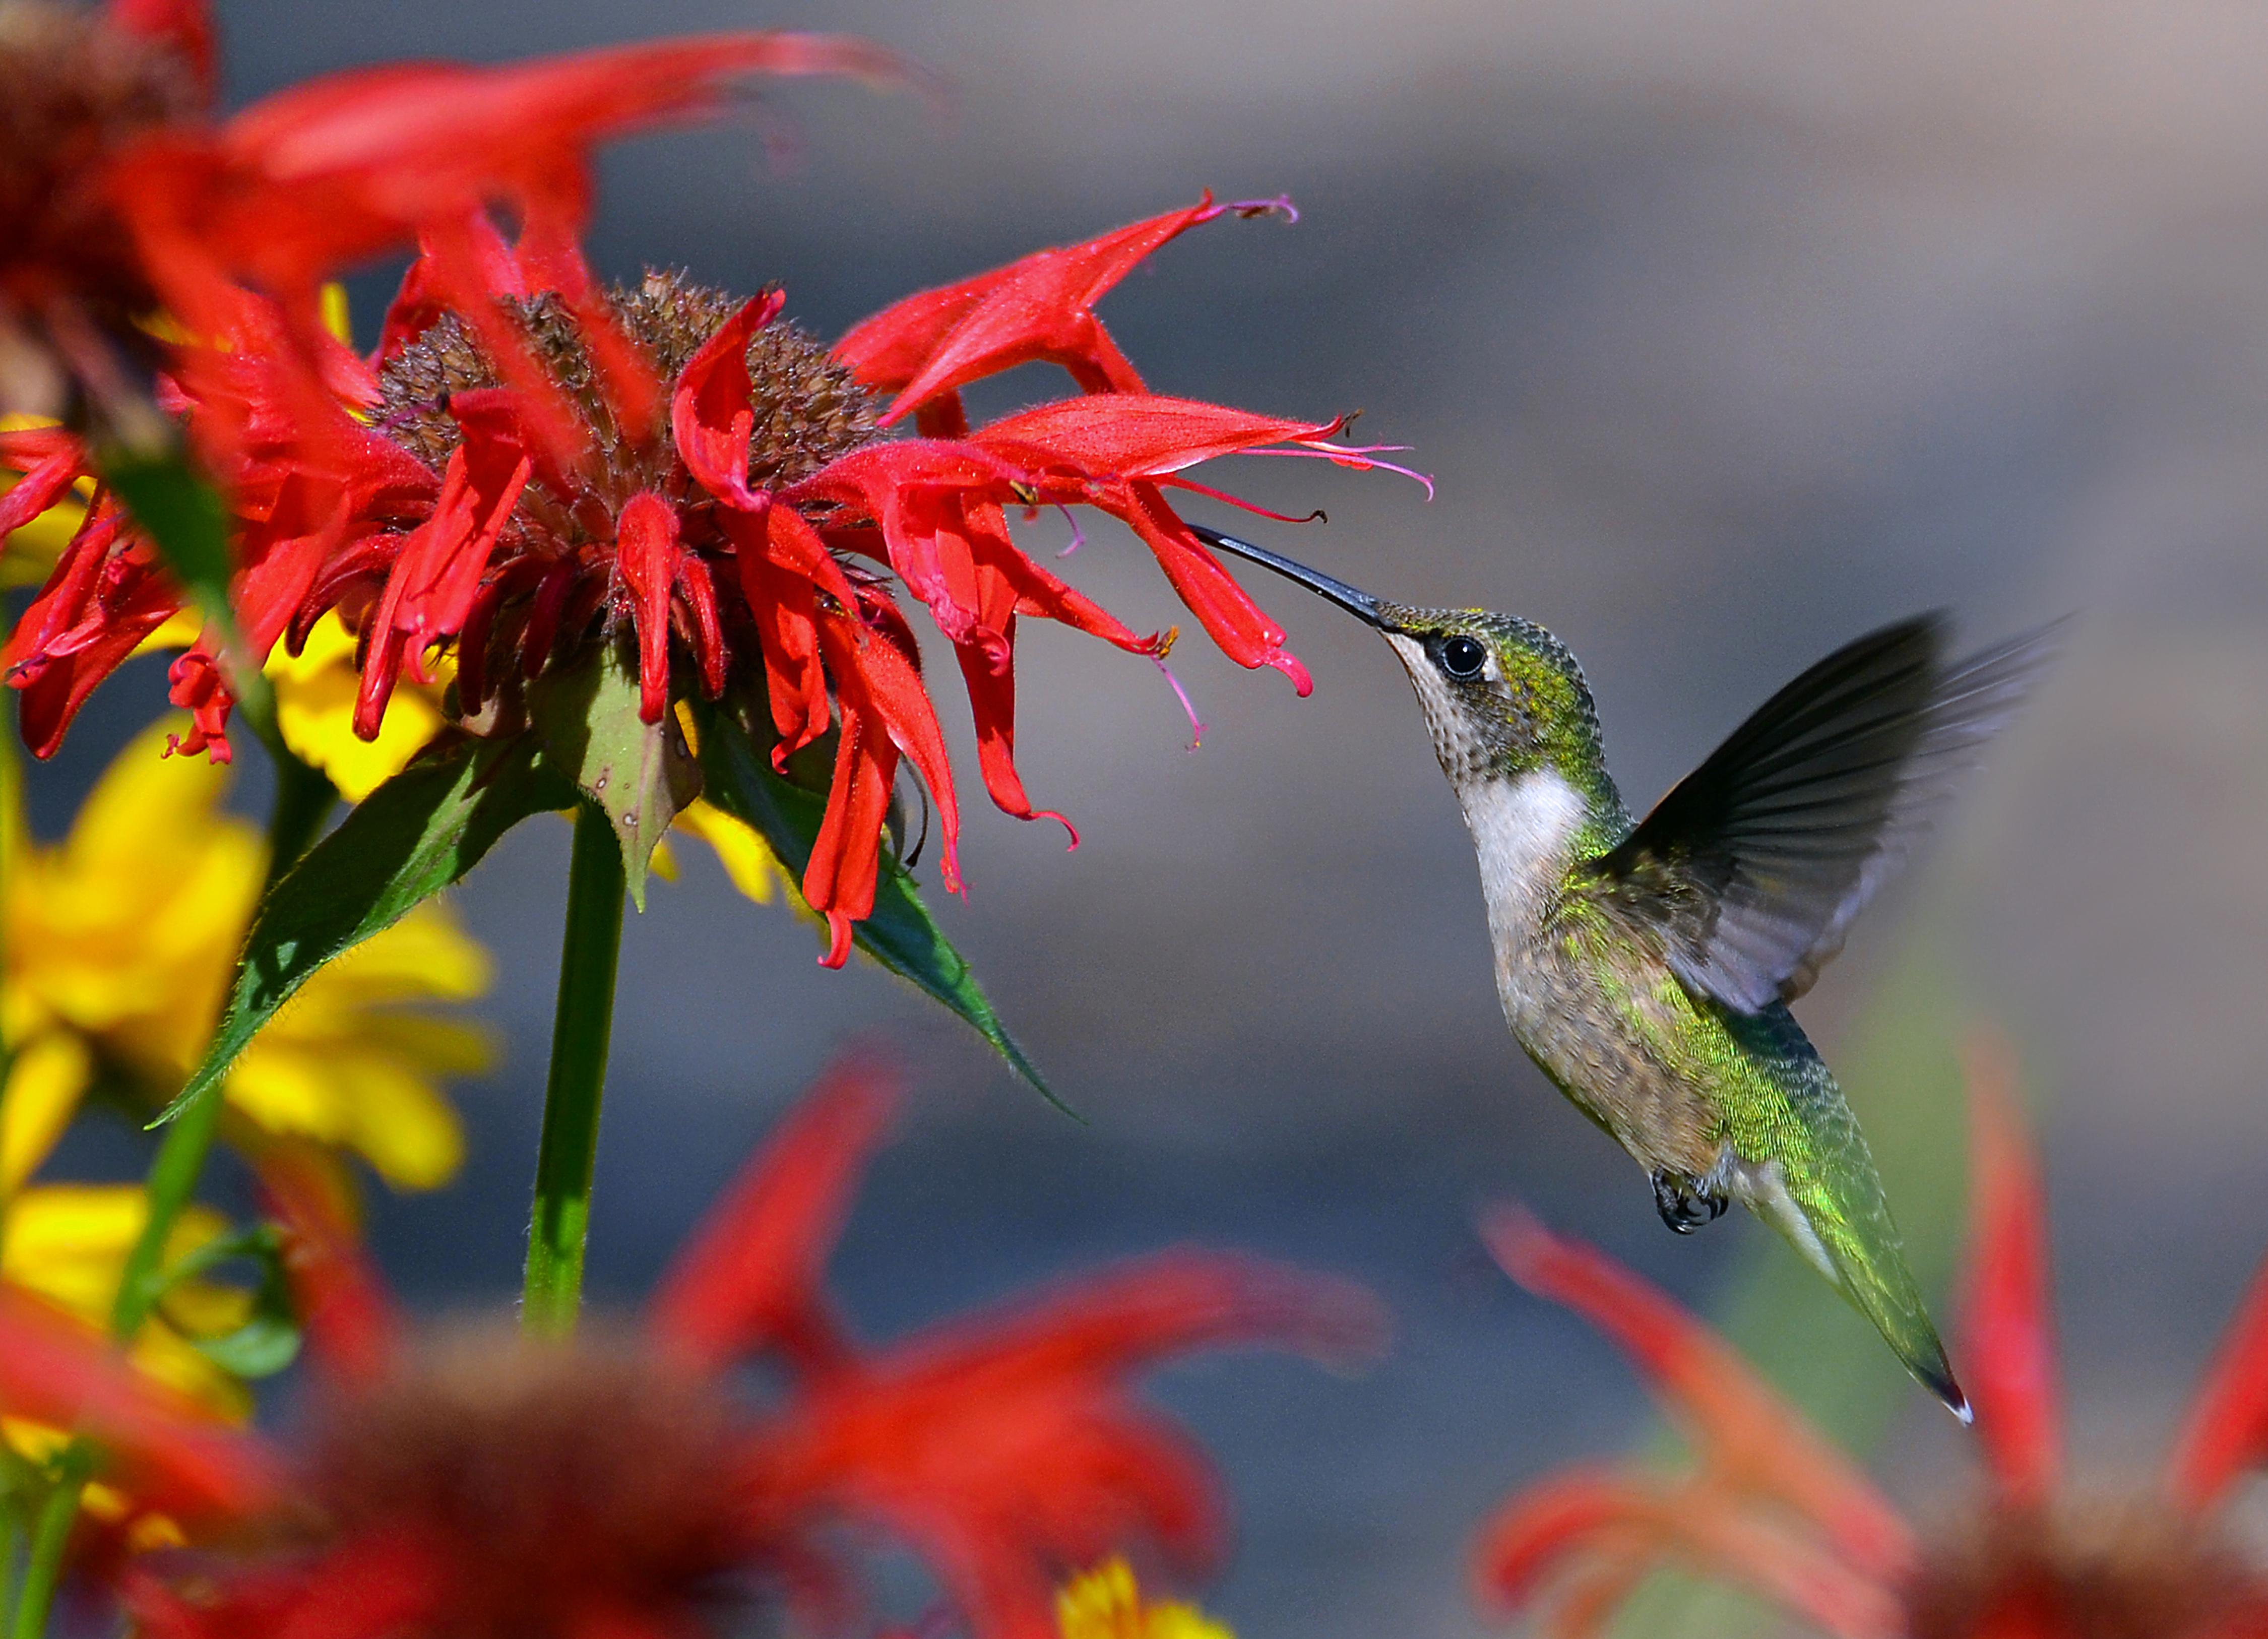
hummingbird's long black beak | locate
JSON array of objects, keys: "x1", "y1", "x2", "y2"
[{"x1": 1188, "y1": 525, "x2": 1394, "y2": 630}]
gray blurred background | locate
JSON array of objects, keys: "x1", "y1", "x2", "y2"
[{"x1": 28, "y1": 1, "x2": 2268, "y2": 1632}]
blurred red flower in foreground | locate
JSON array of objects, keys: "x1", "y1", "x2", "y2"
[
  {"x1": 0, "y1": 0, "x2": 888, "y2": 431},
  {"x1": 0, "y1": 1058, "x2": 1382, "y2": 1637},
  {"x1": 1471, "y1": 1035, "x2": 2268, "y2": 1639},
  {"x1": 7, "y1": 187, "x2": 1421, "y2": 959}
]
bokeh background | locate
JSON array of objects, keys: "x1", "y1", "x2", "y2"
[{"x1": 25, "y1": 1, "x2": 2268, "y2": 1632}]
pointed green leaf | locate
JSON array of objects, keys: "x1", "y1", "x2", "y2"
[
  {"x1": 529, "y1": 638, "x2": 701, "y2": 909},
  {"x1": 688, "y1": 690, "x2": 1068, "y2": 1117},
  {"x1": 155, "y1": 733, "x2": 573, "y2": 1127}
]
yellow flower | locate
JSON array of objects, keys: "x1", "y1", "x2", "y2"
[
  {"x1": 1056, "y1": 1559, "x2": 1235, "y2": 1639},
  {"x1": 3, "y1": 717, "x2": 492, "y2": 1191}
]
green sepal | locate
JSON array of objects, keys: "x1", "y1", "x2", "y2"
[
  {"x1": 153, "y1": 732, "x2": 575, "y2": 1128},
  {"x1": 687, "y1": 689, "x2": 1069, "y2": 1118},
  {"x1": 157, "y1": 1223, "x2": 302, "y2": 1380},
  {"x1": 529, "y1": 637, "x2": 701, "y2": 910}
]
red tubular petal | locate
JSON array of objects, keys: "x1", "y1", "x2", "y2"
[
  {"x1": 974, "y1": 394, "x2": 1342, "y2": 480},
  {"x1": 801, "y1": 639, "x2": 899, "y2": 968},
  {"x1": 615, "y1": 491, "x2": 683, "y2": 723},
  {"x1": 1106, "y1": 480, "x2": 1309, "y2": 691},
  {"x1": 257, "y1": 1141, "x2": 400, "y2": 1390},
  {"x1": 673, "y1": 290, "x2": 788, "y2": 508},
  {"x1": 649, "y1": 1053, "x2": 898, "y2": 1372},
  {"x1": 676, "y1": 551, "x2": 728, "y2": 699},
  {"x1": 0, "y1": 1282, "x2": 282, "y2": 1523},
  {"x1": 165, "y1": 646, "x2": 235, "y2": 762},
  {"x1": 849, "y1": 614, "x2": 963, "y2": 893},
  {"x1": 0, "y1": 449, "x2": 89, "y2": 534},
  {"x1": 1957, "y1": 1030, "x2": 2062, "y2": 1509},
  {"x1": 2171, "y1": 1258, "x2": 2268, "y2": 1512},
  {"x1": 731, "y1": 526, "x2": 830, "y2": 757},
  {"x1": 1480, "y1": 1206, "x2": 1914, "y2": 1580},
  {"x1": 839, "y1": 194, "x2": 1243, "y2": 421},
  {"x1": 378, "y1": 215, "x2": 527, "y2": 367}
]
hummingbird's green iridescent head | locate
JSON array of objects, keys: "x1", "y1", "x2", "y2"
[{"x1": 1192, "y1": 528, "x2": 1604, "y2": 791}]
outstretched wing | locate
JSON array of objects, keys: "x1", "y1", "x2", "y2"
[{"x1": 1584, "y1": 612, "x2": 2060, "y2": 1014}]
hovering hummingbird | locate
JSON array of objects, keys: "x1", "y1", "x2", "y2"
[{"x1": 1193, "y1": 524, "x2": 2060, "y2": 1418}]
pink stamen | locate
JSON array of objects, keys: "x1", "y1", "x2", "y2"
[
  {"x1": 1053, "y1": 505, "x2": 1087, "y2": 558},
  {"x1": 1154, "y1": 654, "x2": 1206, "y2": 751},
  {"x1": 1033, "y1": 808, "x2": 1082, "y2": 851},
  {"x1": 1247, "y1": 443, "x2": 1437, "y2": 500}
]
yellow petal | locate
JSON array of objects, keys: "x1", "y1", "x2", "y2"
[
  {"x1": 0, "y1": 1032, "x2": 91, "y2": 1194},
  {"x1": 271, "y1": 614, "x2": 450, "y2": 802},
  {"x1": 670, "y1": 798, "x2": 783, "y2": 905},
  {"x1": 225, "y1": 1039, "x2": 469, "y2": 1191}
]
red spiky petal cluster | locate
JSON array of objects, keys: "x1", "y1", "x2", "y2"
[
  {"x1": 0, "y1": 1059, "x2": 1379, "y2": 1639},
  {"x1": 7, "y1": 188, "x2": 1416, "y2": 962},
  {"x1": 1471, "y1": 1033, "x2": 2268, "y2": 1639}
]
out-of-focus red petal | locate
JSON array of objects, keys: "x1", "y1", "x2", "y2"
[
  {"x1": 1958, "y1": 1030, "x2": 2062, "y2": 1509},
  {"x1": 748, "y1": 1251, "x2": 1381, "y2": 1639},
  {"x1": 376, "y1": 215, "x2": 528, "y2": 368},
  {"x1": 649, "y1": 1054, "x2": 898, "y2": 1374},
  {"x1": 2170, "y1": 1232, "x2": 2268, "y2": 1510},
  {"x1": 839, "y1": 194, "x2": 1254, "y2": 422},
  {"x1": 673, "y1": 290, "x2": 788, "y2": 509},
  {"x1": 105, "y1": 0, "x2": 215, "y2": 99},
  {"x1": 6, "y1": 512, "x2": 182, "y2": 759},
  {"x1": 1481, "y1": 1206, "x2": 1914, "y2": 1580},
  {"x1": 130, "y1": 1535, "x2": 445, "y2": 1639},
  {"x1": 616, "y1": 490, "x2": 683, "y2": 724},
  {"x1": 0, "y1": 448, "x2": 88, "y2": 534},
  {"x1": 0, "y1": 1282, "x2": 282, "y2": 1523},
  {"x1": 1472, "y1": 1468, "x2": 1902, "y2": 1639},
  {"x1": 974, "y1": 394, "x2": 1343, "y2": 481},
  {"x1": 257, "y1": 1141, "x2": 400, "y2": 1390}
]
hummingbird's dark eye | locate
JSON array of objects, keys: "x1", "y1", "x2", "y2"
[{"x1": 1440, "y1": 635, "x2": 1488, "y2": 679}]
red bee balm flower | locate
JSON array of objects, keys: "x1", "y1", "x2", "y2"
[
  {"x1": 0, "y1": 1060, "x2": 1382, "y2": 1637},
  {"x1": 1472, "y1": 1035, "x2": 2268, "y2": 1639},
  {"x1": 6, "y1": 191, "x2": 1423, "y2": 961}
]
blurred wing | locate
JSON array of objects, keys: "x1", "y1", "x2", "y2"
[{"x1": 1585, "y1": 613, "x2": 2060, "y2": 1013}]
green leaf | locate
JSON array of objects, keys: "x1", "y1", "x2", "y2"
[
  {"x1": 156, "y1": 1224, "x2": 304, "y2": 1380},
  {"x1": 688, "y1": 689, "x2": 1069, "y2": 1118},
  {"x1": 155, "y1": 732, "x2": 574, "y2": 1127},
  {"x1": 529, "y1": 637, "x2": 701, "y2": 910}
]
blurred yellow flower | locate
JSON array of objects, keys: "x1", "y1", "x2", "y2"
[
  {"x1": 1056, "y1": 1559, "x2": 1235, "y2": 1639},
  {"x1": 3, "y1": 717, "x2": 492, "y2": 1191}
]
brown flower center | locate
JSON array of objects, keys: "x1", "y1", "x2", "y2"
[
  {"x1": 1905, "y1": 1495, "x2": 2268, "y2": 1639},
  {"x1": 375, "y1": 269, "x2": 877, "y2": 515},
  {"x1": 0, "y1": 0, "x2": 197, "y2": 317},
  {"x1": 306, "y1": 1325, "x2": 758, "y2": 1631}
]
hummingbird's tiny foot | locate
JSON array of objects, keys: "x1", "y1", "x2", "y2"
[{"x1": 1650, "y1": 1170, "x2": 1727, "y2": 1235}]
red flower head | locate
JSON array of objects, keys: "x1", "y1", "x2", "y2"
[
  {"x1": 0, "y1": 1059, "x2": 1382, "y2": 1637},
  {"x1": 0, "y1": 0, "x2": 207, "y2": 423},
  {"x1": 7, "y1": 190, "x2": 1425, "y2": 962},
  {"x1": 1470, "y1": 1032, "x2": 2268, "y2": 1639}
]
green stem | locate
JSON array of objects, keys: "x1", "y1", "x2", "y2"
[
  {"x1": 522, "y1": 802, "x2": 627, "y2": 1338},
  {"x1": 108, "y1": 743, "x2": 335, "y2": 1341},
  {"x1": 10, "y1": 1448, "x2": 90, "y2": 1639}
]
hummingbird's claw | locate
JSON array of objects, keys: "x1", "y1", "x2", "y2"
[{"x1": 1650, "y1": 1171, "x2": 1728, "y2": 1235}]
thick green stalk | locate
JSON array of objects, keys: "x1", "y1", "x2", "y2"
[
  {"x1": 522, "y1": 802, "x2": 627, "y2": 1337},
  {"x1": 9, "y1": 1448, "x2": 90, "y2": 1639}
]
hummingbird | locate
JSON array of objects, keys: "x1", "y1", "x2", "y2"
[{"x1": 1193, "y1": 524, "x2": 2060, "y2": 1418}]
